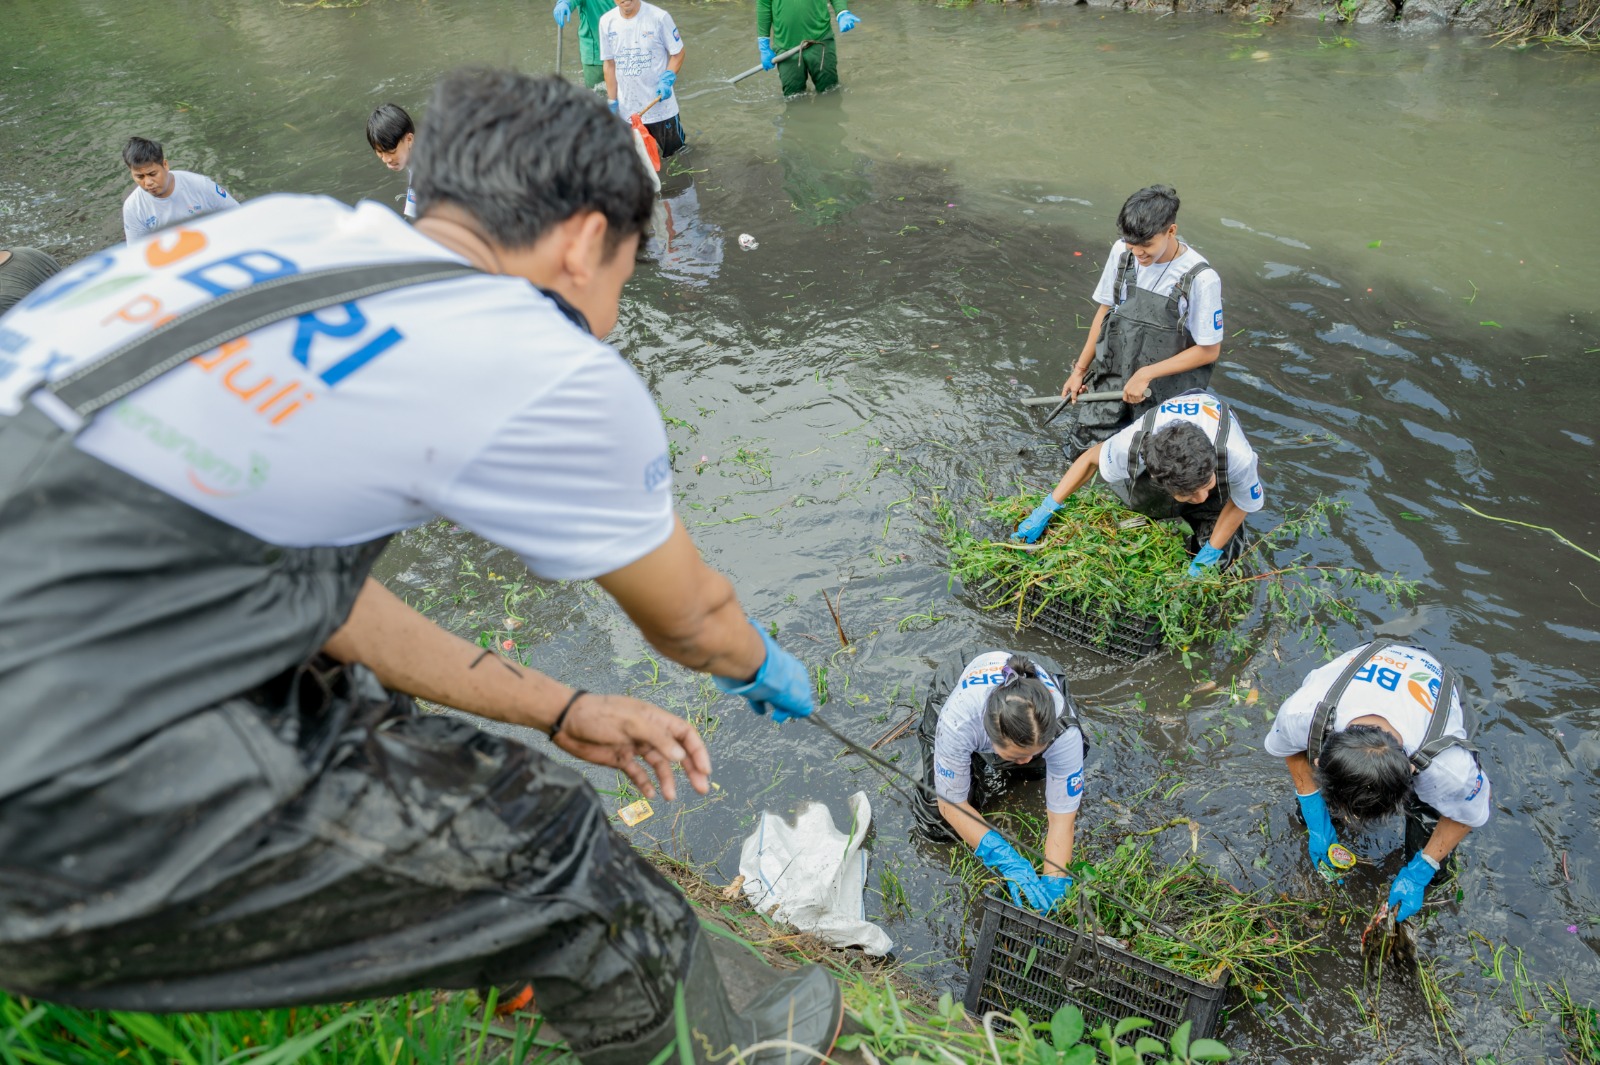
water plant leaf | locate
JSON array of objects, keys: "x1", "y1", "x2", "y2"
[
  {"x1": 1113, "y1": 1016, "x2": 1152, "y2": 1038},
  {"x1": 1367, "y1": 239, "x2": 1382, "y2": 248},
  {"x1": 1050, "y1": 1004, "x2": 1085, "y2": 1048},
  {"x1": 1189, "y1": 1037, "x2": 1233, "y2": 1060}
]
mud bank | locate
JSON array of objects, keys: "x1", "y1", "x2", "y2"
[{"x1": 1072, "y1": 0, "x2": 1598, "y2": 43}]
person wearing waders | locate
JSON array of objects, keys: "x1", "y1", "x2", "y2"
[
  {"x1": 553, "y1": 0, "x2": 616, "y2": 91},
  {"x1": 1264, "y1": 640, "x2": 1492, "y2": 924},
  {"x1": 0, "y1": 70, "x2": 846, "y2": 1065},
  {"x1": 1013, "y1": 391, "x2": 1264, "y2": 577},
  {"x1": 755, "y1": 0, "x2": 860, "y2": 96},
  {"x1": 1056, "y1": 185, "x2": 1223, "y2": 459},
  {"x1": 911, "y1": 651, "x2": 1087, "y2": 915}
]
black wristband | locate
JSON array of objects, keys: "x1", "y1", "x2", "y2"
[{"x1": 548, "y1": 689, "x2": 587, "y2": 738}]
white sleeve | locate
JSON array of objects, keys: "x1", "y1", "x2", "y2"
[
  {"x1": 1186, "y1": 267, "x2": 1224, "y2": 345},
  {"x1": 1262, "y1": 685, "x2": 1321, "y2": 757},
  {"x1": 599, "y1": 17, "x2": 616, "y2": 60},
  {"x1": 663, "y1": 12, "x2": 684, "y2": 54},
  {"x1": 1413, "y1": 748, "x2": 1492, "y2": 828},
  {"x1": 122, "y1": 196, "x2": 141, "y2": 245},
  {"x1": 932, "y1": 686, "x2": 984, "y2": 806},
  {"x1": 1043, "y1": 730, "x2": 1086, "y2": 814},
  {"x1": 1226, "y1": 431, "x2": 1264, "y2": 514},
  {"x1": 1090, "y1": 241, "x2": 1126, "y2": 308},
  {"x1": 1097, "y1": 424, "x2": 1136, "y2": 486},
  {"x1": 436, "y1": 350, "x2": 675, "y2": 582}
]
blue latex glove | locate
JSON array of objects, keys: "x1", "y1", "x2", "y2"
[
  {"x1": 1012, "y1": 497, "x2": 1062, "y2": 544},
  {"x1": 758, "y1": 36, "x2": 777, "y2": 70},
  {"x1": 656, "y1": 70, "x2": 676, "y2": 101},
  {"x1": 552, "y1": 0, "x2": 571, "y2": 26},
  {"x1": 1388, "y1": 851, "x2": 1439, "y2": 923},
  {"x1": 1296, "y1": 790, "x2": 1341, "y2": 874},
  {"x1": 836, "y1": 8, "x2": 861, "y2": 31},
  {"x1": 975, "y1": 831, "x2": 1051, "y2": 911},
  {"x1": 1187, "y1": 543, "x2": 1224, "y2": 577},
  {"x1": 1037, "y1": 875, "x2": 1073, "y2": 914},
  {"x1": 713, "y1": 620, "x2": 815, "y2": 724},
  {"x1": 608, "y1": 99, "x2": 620, "y2": 116}
]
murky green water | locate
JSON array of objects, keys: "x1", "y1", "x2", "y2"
[{"x1": 3, "y1": 1, "x2": 1597, "y2": 1059}]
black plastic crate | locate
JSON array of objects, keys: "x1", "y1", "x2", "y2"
[
  {"x1": 1020, "y1": 586, "x2": 1164, "y2": 663},
  {"x1": 963, "y1": 894, "x2": 1227, "y2": 1041}
]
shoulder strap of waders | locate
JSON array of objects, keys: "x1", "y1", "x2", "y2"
[
  {"x1": 1307, "y1": 638, "x2": 1395, "y2": 762},
  {"x1": 1212, "y1": 397, "x2": 1232, "y2": 498},
  {"x1": 1410, "y1": 664, "x2": 1477, "y2": 772},
  {"x1": 1113, "y1": 249, "x2": 1138, "y2": 308},
  {"x1": 1047, "y1": 671, "x2": 1089, "y2": 757},
  {"x1": 45, "y1": 260, "x2": 480, "y2": 419},
  {"x1": 1166, "y1": 259, "x2": 1214, "y2": 342},
  {"x1": 1126, "y1": 403, "x2": 1163, "y2": 479}
]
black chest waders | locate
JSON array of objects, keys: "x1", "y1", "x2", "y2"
[
  {"x1": 0, "y1": 263, "x2": 842, "y2": 1064},
  {"x1": 912, "y1": 650, "x2": 1088, "y2": 843},
  {"x1": 1306, "y1": 639, "x2": 1481, "y2": 859},
  {"x1": 1112, "y1": 390, "x2": 1246, "y2": 564},
  {"x1": 1068, "y1": 252, "x2": 1216, "y2": 448}
]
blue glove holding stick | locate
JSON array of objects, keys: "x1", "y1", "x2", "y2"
[
  {"x1": 1013, "y1": 497, "x2": 1061, "y2": 544},
  {"x1": 836, "y1": 8, "x2": 861, "y2": 31},
  {"x1": 1187, "y1": 543, "x2": 1224, "y2": 577},
  {"x1": 714, "y1": 620, "x2": 815, "y2": 724},
  {"x1": 976, "y1": 831, "x2": 1052, "y2": 912},
  {"x1": 757, "y1": 36, "x2": 777, "y2": 70},
  {"x1": 1388, "y1": 851, "x2": 1439, "y2": 923},
  {"x1": 656, "y1": 70, "x2": 676, "y2": 101},
  {"x1": 552, "y1": 0, "x2": 572, "y2": 26}
]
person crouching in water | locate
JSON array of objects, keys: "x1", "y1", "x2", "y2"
[
  {"x1": 1013, "y1": 390, "x2": 1263, "y2": 578},
  {"x1": 914, "y1": 651, "x2": 1086, "y2": 912}
]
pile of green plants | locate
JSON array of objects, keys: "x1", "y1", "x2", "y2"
[{"x1": 945, "y1": 489, "x2": 1416, "y2": 657}]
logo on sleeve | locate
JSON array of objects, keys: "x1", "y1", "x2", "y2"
[
  {"x1": 673, "y1": 26, "x2": 681, "y2": 41},
  {"x1": 643, "y1": 451, "x2": 671, "y2": 491},
  {"x1": 215, "y1": 184, "x2": 230, "y2": 199},
  {"x1": 1463, "y1": 772, "x2": 1484, "y2": 801},
  {"x1": 936, "y1": 763, "x2": 956, "y2": 780},
  {"x1": 1213, "y1": 309, "x2": 1223, "y2": 330},
  {"x1": 1066, "y1": 770, "x2": 1084, "y2": 797},
  {"x1": 1249, "y1": 482, "x2": 1262, "y2": 500}
]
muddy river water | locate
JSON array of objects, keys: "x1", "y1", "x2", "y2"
[{"x1": 3, "y1": 1, "x2": 1597, "y2": 1060}]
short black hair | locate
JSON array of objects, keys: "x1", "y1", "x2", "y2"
[
  {"x1": 366, "y1": 103, "x2": 415, "y2": 152},
  {"x1": 983, "y1": 655, "x2": 1057, "y2": 750},
  {"x1": 123, "y1": 136, "x2": 164, "y2": 169},
  {"x1": 1315, "y1": 725, "x2": 1413, "y2": 823},
  {"x1": 1118, "y1": 184, "x2": 1181, "y2": 246},
  {"x1": 1143, "y1": 422, "x2": 1215, "y2": 495},
  {"x1": 411, "y1": 68, "x2": 654, "y2": 253}
]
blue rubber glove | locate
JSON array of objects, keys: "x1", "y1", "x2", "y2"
[
  {"x1": 1012, "y1": 497, "x2": 1062, "y2": 544},
  {"x1": 758, "y1": 36, "x2": 777, "y2": 70},
  {"x1": 1037, "y1": 875, "x2": 1073, "y2": 914},
  {"x1": 975, "y1": 831, "x2": 1051, "y2": 911},
  {"x1": 656, "y1": 70, "x2": 676, "y2": 101},
  {"x1": 836, "y1": 8, "x2": 861, "y2": 31},
  {"x1": 552, "y1": 0, "x2": 571, "y2": 26},
  {"x1": 1296, "y1": 790, "x2": 1341, "y2": 874},
  {"x1": 1388, "y1": 851, "x2": 1439, "y2": 923},
  {"x1": 1187, "y1": 543, "x2": 1224, "y2": 577},
  {"x1": 713, "y1": 620, "x2": 815, "y2": 724},
  {"x1": 607, "y1": 99, "x2": 620, "y2": 116}
]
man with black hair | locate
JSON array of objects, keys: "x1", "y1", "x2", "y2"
[
  {"x1": 120, "y1": 136, "x2": 239, "y2": 245},
  {"x1": 1, "y1": 70, "x2": 842, "y2": 1065},
  {"x1": 1264, "y1": 640, "x2": 1491, "y2": 923},
  {"x1": 1013, "y1": 391, "x2": 1263, "y2": 577},
  {"x1": 366, "y1": 103, "x2": 418, "y2": 219},
  {"x1": 1056, "y1": 185, "x2": 1223, "y2": 456}
]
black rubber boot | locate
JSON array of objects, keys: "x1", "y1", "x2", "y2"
[{"x1": 579, "y1": 933, "x2": 843, "y2": 1065}]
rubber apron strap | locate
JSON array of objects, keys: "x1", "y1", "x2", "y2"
[
  {"x1": 1307, "y1": 639, "x2": 1477, "y2": 771},
  {"x1": 1, "y1": 261, "x2": 479, "y2": 497},
  {"x1": 1163, "y1": 261, "x2": 1213, "y2": 348},
  {"x1": 1125, "y1": 390, "x2": 1231, "y2": 504}
]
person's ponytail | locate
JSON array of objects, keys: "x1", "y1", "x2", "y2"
[{"x1": 983, "y1": 655, "x2": 1055, "y2": 748}]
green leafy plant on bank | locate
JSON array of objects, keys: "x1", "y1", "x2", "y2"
[{"x1": 945, "y1": 490, "x2": 1416, "y2": 659}]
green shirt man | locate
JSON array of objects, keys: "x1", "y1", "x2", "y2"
[
  {"x1": 554, "y1": 0, "x2": 617, "y2": 90},
  {"x1": 756, "y1": 0, "x2": 861, "y2": 95}
]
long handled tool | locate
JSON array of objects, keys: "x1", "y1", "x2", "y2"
[
  {"x1": 1026, "y1": 387, "x2": 1152, "y2": 427},
  {"x1": 727, "y1": 39, "x2": 813, "y2": 84},
  {"x1": 556, "y1": 21, "x2": 564, "y2": 76}
]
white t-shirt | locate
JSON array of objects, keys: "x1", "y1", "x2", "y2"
[
  {"x1": 0, "y1": 194, "x2": 675, "y2": 582},
  {"x1": 122, "y1": 170, "x2": 241, "y2": 245},
  {"x1": 403, "y1": 169, "x2": 418, "y2": 220},
  {"x1": 1263, "y1": 644, "x2": 1491, "y2": 828},
  {"x1": 932, "y1": 652, "x2": 1086, "y2": 816},
  {"x1": 1092, "y1": 240, "x2": 1224, "y2": 346},
  {"x1": 1099, "y1": 392, "x2": 1264, "y2": 514},
  {"x1": 599, "y1": 2, "x2": 683, "y2": 122}
]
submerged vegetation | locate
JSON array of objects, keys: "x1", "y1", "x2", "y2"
[{"x1": 945, "y1": 491, "x2": 1417, "y2": 660}]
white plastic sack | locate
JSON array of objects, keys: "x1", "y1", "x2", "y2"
[{"x1": 738, "y1": 791, "x2": 893, "y2": 956}]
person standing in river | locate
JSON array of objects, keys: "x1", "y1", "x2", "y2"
[
  {"x1": 366, "y1": 103, "x2": 419, "y2": 220},
  {"x1": 1056, "y1": 185, "x2": 1223, "y2": 458},
  {"x1": 119, "y1": 136, "x2": 240, "y2": 245},
  {"x1": 1265, "y1": 639, "x2": 1491, "y2": 924},
  {"x1": 755, "y1": 0, "x2": 860, "y2": 96},
  {"x1": 553, "y1": 0, "x2": 616, "y2": 91},
  {"x1": 600, "y1": 0, "x2": 687, "y2": 157},
  {"x1": 0, "y1": 70, "x2": 844, "y2": 1065}
]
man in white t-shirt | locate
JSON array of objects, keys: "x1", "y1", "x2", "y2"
[
  {"x1": 600, "y1": 0, "x2": 688, "y2": 158},
  {"x1": 120, "y1": 136, "x2": 240, "y2": 245},
  {"x1": 913, "y1": 651, "x2": 1086, "y2": 914},
  {"x1": 366, "y1": 103, "x2": 418, "y2": 220},
  {"x1": 0, "y1": 71, "x2": 843, "y2": 1065},
  {"x1": 1054, "y1": 185, "x2": 1223, "y2": 456},
  {"x1": 1013, "y1": 391, "x2": 1264, "y2": 577},
  {"x1": 1264, "y1": 640, "x2": 1491, "y2": 925}
]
